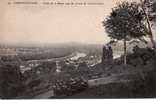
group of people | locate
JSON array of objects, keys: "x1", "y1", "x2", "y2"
[{"x1": 102, "y1": 44, "x2": 113, "y2": 65}]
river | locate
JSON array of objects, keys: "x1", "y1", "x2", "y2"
[{"x1": 70, "y1": 52, "x2": 87, "y2": 60}]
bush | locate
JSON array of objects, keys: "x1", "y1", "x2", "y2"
[
  {"x1": 130, "y1": 70, "x2": 156, "y2": 97},
  {"x1": 0, "y1": 63, "x2": 24, "y2": 99},
  {"x1": 53, "y1": 77, "x2": 88, "y2": 96}
]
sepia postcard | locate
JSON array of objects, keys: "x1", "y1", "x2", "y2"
[{"x1": 0, "y1": 0, "x2": 156, "y2": 99}]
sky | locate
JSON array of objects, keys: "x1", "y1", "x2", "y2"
[{"x1": 0, "y1": 0, "x2": 155, "y2": 45}]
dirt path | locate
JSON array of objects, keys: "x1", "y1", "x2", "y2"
[
  {"x1": 88, "y1": 74, "x2": 130, "y2": 87},
  {"x1": 33, "y1": 90, "x2": 54, "y2": 99}
]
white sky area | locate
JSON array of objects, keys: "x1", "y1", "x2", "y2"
[{"x1": 0, "y1": 0, "x2": 155, "y2": 45}]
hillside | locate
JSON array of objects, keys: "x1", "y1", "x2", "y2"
[{"x1": 56, "y1": 47, "x2": 156, "y2": 98}]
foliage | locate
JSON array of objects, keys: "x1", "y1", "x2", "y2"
[
  {"x1": 143, "y1": 0, "x2": 156, "y2": 23},
  {"x1": 0, "y1": 63, "x2": 24, "y2": 99},
  {"x1": 104, "y1": 2, "x2": 148, "y2": 40},
  {"x1": 131, "y1": 70, "x2": 156, "y2": 97},
  {"x1": 140, "y1": 0, "x2": 156, "y2": 48},
  {"x1": 103, "y1": 1, "x2": 149, "y2": 65},
  {"x1": 127, "y1": 47, "x2": 156, "y2": 66},
  {"x1": 52, "y1": 77, "x2": 88, "y2": 97}
]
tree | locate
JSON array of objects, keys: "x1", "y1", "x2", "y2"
[
  {"x1": 0, "y1": 63, "x2": 24, "y2": 99},
  {"x1": 140, "y1": 0, "x2": 156, "y2": 48},
  {"x1": 103, "y1": 2, "x2": 148, "y2": 65},
  {"x1": 143, "y1": 0, "x2": 156, "y2": 22}
]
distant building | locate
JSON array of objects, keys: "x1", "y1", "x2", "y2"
[
  {"x1": 56, "y1": 61, "x2": 61, "y2": 73},
  {"x1": 0, "y1": 48, "x2": 17, "y2": 56},
  {"x1": 20, "y1": 65, "x2": 31, "y2": 74}
]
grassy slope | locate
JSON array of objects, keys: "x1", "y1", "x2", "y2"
[{"x1": 63, "y1": 60, "x2": 156, "y2": 98}]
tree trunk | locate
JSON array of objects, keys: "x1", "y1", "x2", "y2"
[{"x1": 124, "y1": 38, "x2": 127, "y2": 65}]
